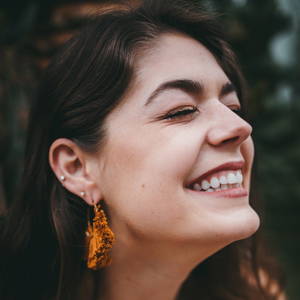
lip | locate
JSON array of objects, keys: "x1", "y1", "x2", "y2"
[
  {"x1": 187, "y1": 186, "x2": 248, "y2": 198},
  {"x1": 187, "y1": 160, "x2": 245, "y2": 187}
]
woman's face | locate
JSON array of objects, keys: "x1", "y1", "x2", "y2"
[{"x1": 96, "y1": 32, "x2": 259, "y2": 252}]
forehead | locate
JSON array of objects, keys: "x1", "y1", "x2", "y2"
[{"x1": 133, "y1": 32, "x2": 229, "y2": 92}]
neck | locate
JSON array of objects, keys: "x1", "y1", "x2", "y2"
[{"x1": 98, "y1": 238, "x2": 214, "y2": 300}]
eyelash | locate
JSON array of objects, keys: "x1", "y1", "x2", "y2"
[
  {"x1": 161, "y1": 104, "x2": 243, "y2": 121},
  {"x1": 229, "y1": 106, "x2": 243, "y2": 117},
  {"x1": 163, "y1": 105, "x2": 199, "y2": 120}
]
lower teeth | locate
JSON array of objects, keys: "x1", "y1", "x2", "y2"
[{"x1": 197, "y1": 183, "x2": 242, "y2": 192}]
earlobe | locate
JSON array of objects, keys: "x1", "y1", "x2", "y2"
[{"x1": 49, "y1": 138, "x2": 102, "y2": 206}]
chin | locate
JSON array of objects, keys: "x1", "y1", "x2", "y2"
[{"x1": 223, "y1": 206, "x2": 260, "y2": 243}]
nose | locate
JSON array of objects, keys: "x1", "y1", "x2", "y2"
[{"x1": 206, "y1": 106, "x2": 252, "y2": 147}]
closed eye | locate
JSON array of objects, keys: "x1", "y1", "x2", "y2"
[
  {"x1": 163, "y1": 105, "x2": 199, "y2": 120},
  {"x1": 228, "y1": 105, "x2": 244, "y2": 118}
]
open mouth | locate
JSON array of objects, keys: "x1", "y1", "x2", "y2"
[
  {"x1": 186, "y1": 161, "x2": 247, "y2": 195},
  {"x1": 188, "y1": 169, "x2": 243, "y2": 192}
]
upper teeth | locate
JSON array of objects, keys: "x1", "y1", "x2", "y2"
[{"x1": 192, "y1": 170, "x2": 243, "y2": 192}]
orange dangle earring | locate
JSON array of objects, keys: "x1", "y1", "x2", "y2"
[{"x1": 85, "y1": 199, "x2": 115, "y2": 270}]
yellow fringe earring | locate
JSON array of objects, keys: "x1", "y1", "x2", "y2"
[{"x1": 85, "y1": 201, "x2": 115, "y2": 270}]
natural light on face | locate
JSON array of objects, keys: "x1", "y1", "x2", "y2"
[{"x1": 97, "y1": 32, "x2": 260, "y2": 257}]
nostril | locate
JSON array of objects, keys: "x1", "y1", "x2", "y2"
[
  {"x1": 221, "y1": 136, "x2": 239, "y2": 145},
  {"x1": 207, "y1": 121, "x2": 251, "y2": 146}
]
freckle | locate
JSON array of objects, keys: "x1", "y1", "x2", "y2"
[{"x1": 141, "y1": 184, "x2": 145, "y2": 188}]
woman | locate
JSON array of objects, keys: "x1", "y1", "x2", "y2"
[{"x1": 0, "y1": 0, "x2": 285, "y2": 299}]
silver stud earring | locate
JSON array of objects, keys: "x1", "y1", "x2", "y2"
[
  {"x1": 80, "y1": 191, "x2": 86, "y2": 197},
  {"x1": 60, "y1": 175, "x2": 65, "y2": 181}
]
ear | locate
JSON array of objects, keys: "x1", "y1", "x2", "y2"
[{"x1": 49, "y1": 138, "x2": 102, "y2": 206}]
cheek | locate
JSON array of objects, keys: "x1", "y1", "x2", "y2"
[
  {"x1": 103, "y1": 124, "x2": 201, "y2": 188},
  {"x1": 100, "y1": 125, "x2": 204, "y2": 238}
]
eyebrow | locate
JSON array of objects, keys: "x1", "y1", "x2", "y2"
[
  {"x1": 144, "y1": 79, "x2": 237, "y2": 106},
  {"x1": 221, "y1": 81, "x2": 237, "y2": 97}
]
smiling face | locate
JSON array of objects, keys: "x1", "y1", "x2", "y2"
[{"x1": 96, "y1": 32, "x2": 259, "y2": 254}]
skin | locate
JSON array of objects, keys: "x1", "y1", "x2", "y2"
[{"x1": 49, "y1": 32, "x2": 260, "y2": 300}]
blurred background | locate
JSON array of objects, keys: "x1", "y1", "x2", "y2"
[{"x1": 0, "y1": 0, "x2": 299, "y2": 298}]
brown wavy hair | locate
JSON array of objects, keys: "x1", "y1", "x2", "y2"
[{"x1": 0, "y1": 1, "x2": 284, "y2": 299}]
